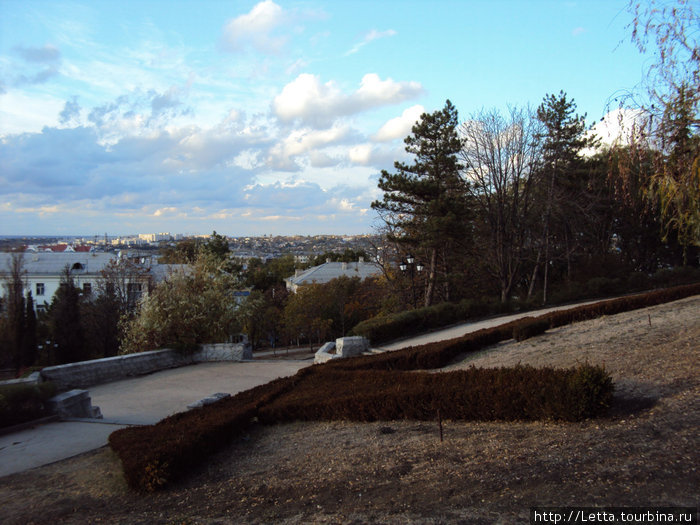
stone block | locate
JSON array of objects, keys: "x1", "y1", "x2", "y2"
[
  {"x1": 187, "y1": 392, "x2": 231, "y2": 409},
  {"x1": 335, "y1": 336, "x2": 369, "y2": 358},
  {"x1": 314, "y1": 341, "x2": 338, "y2": 364},
  {"x1": 47, "y1": 389, "x2": 102, "y2": 419}
]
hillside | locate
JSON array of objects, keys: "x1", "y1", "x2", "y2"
[{"x1": 0, "y1": 295, "x2": 698, "y2": 524}]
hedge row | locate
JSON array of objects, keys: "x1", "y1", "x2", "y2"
[
  {"x1": 335, "y1": 282, "x2": 700, "y2": 372},
  {"x1": 109, "y1": 283, "x2": 699, "y2": 491},
  {"x1": 0, "y1": 382, "x2": 57, "y2": 429},
  {"x1": 111, "y1": 361, "x2": 613, "y2": 491},
  {"x1": 259, "y1": 364, "x2": 613, "y2": 424},
  {"x1": 350, "y1": 296, "x2": 513, "y2": 344},
  {"x1": 108, "y1": 373, "x2": 302, "y2": 492},
  {"x1": 351, "y1": 268, "x2": 700, "y2": 345}
]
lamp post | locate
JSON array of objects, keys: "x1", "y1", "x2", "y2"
[{"x1": 400, "y1": 253, "x2": 424, "y2": 308}]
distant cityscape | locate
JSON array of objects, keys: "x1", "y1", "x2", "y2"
[{"x1": 0, "y1": 233, "x2": 382, "y2": 261}]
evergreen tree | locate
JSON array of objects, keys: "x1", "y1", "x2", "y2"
[
  {"x1": 82, "y1": 286, "x2": 122, "y2": 358},
  {"x1": 202, "y1": 231, "x2": 231, "y2": 262},
  {"x1": 372, "y1": 100, "x2": 472, "y2": 306},
  {"x1": 49, "y1": 266, "x2": 85, "y2": 364},
  {"x1": 533, "y1": 91, "x2": 594, "y2": 302},
  {"x1": 1, "y1": 252, "x2": 27, "y2": 372},
  {"x1": 22, "y1": 291, "x2": 37, "y2": 367}
]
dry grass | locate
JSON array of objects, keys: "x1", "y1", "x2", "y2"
[{"x1": 0, "y1": 296, "x2": 698, "y2": 524}]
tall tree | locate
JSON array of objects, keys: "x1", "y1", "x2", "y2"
[
  {"x1": 22, "y1": 291, "x2": 37, "y2": 367},
  {"x1": 623, "y1": 0, "x2": 699, "y2": 262},
  {"x1": 120, "y1": 253, "x2": 241, "y2": 354},
  {"x1": 202, "y1": 231, "x2": 231, "y2": 262},
  {"x1": 460, "y1": 106, "x2": 542, "y2": 302},
  {"x1": 1, "y1": 252, "x2": 27, "y2": 371},
  {"x1": 49, "y1": 266, "x2": 85, "y2": 364},
  {"x1": 649, "y1": 85, "x2": 700, "y2": 262},
  {"x1": 372, "y1": 100, "x2": 471, "y2": 306},
  {"x1": 534, "y1": 91, "x2": 593, "y2": 302}
]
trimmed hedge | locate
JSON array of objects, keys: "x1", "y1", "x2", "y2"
[
  {"x1": 0, "y1": 382, "x2": 57, "y2": 428},
  {"x1": 351, "y1": 268, "x2": 700, "y2": 345},
  {"x1": 111, "y1": 361, "x2": 613, "y2": 491},
  {"x1": 109, "y1": 373, "x2": 302, "y2": 492},
  {"x1": 350, "y1": 296, "x2": 509, "y2": 344},
  {"x1": 109, "y1": 283, "x2": 700, "y2": 491},
  {"x1": 259, "y1": 364, "x2": 613, "y2": 423}
]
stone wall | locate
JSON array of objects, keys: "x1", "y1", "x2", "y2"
[{"x1": 37, "y1": 342, "x2": 252, "y2": 390}]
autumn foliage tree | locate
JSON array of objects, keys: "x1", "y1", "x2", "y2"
[{"x1": 120, "y1": 253, "x2": 241, "y2": 354}]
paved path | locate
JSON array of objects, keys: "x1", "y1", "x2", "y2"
[
  {"x1": 0, "y1": 298, "x2": 602, "y2": 478},
  {"x1": 0, "y1": 360, "x2": 309, "y2": 478},
  {"x1": 374, "y1": 299, "x2": 600, "y2": 351}
]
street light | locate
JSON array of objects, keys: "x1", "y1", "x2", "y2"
[{"x1": 400, "y1": 253, "x2": 423, "y2": 308}]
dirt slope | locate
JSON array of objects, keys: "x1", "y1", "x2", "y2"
[{"x1": 0, "y1": 296, "x2": 698, "y2": 524}]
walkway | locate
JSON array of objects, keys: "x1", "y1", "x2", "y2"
[
  {"x1": 0, "y1": 360, "x2": 309, "y2": 477},
  {"x1": 374, "y1": 299, "x2": 600, "y2": 351},
  {"x1": 0, "y1": 298, "x2": 602, "y2": 478}
]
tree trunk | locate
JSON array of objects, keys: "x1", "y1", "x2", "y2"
[
  {"x1": 527, "y1": 249, "x2": 541, "y2": 299},
  {"x1": 424, "y1": 248, "x2": 438, "y2": 307},
  {"x1": 542, "y1": 228, "x2": 550, "y2": 305}
]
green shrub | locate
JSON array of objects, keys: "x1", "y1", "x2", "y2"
[
  {"x1": 351, "y1": 298, "x2": 513, "y2": 344},
  {"x1": 0, "y1": 382, "x2": 57, "y2": 428}
]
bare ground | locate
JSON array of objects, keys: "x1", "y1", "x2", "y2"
[{"x1": 0, "y1": 296, "x2": 698, "y2": 524}]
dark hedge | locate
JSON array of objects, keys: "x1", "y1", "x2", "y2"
[
  {"x1": 0, "y1": 382, "x2": 57, "y2": 428},
  {"x1": 109, "y1": 283, "x2": 699, "y2": 491}
]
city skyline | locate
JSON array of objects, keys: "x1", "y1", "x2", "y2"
[{"x1": 1, "y1": 1, "x2": 649, "y2": 236}]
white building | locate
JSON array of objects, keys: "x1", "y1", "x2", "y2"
[
  {"x1": 0, "y1": 252, "x2": 187, "y2": 312},
  {"x1": 285, "y1": 258, "x2": 383, "y2": 293}
]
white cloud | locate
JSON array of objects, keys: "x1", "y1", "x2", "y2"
[
  {"x1": 348, "y1": 144, "x2": 373, "y2": 165},
  {"x1": 220, "y1": 1, "x2": 288, "y2": 54},
  {"x1": 0, "y1": 91, "x2": 65, "y2": 135},
  {"x1": 373, "y1": 104, "x2": 424, "y2": 141},
  {"x1": 584, "y1": 107, "x2": 650, "y2": 155},
  {"x1": 272, "y1": 73, "x2": 423, "y2": 128},
  {"x1": 345, "y1": 29, "x2": 397, "y2": 56},
  {"x1": 280, "y1": 125, "x2": 349, "y2": 156},
  {"x1": 153, "y1": 207, "x2": 178, "y2": 217}
]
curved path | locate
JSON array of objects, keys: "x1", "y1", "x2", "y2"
[
  {"x1": 0, "y1": 297, "x2": 601, "y2": 478},
  {"x1": 374, "y1": 299, "x2": 600, "y2": 351}
]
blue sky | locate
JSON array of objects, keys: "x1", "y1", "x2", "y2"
[{"x1": 0, "y1": 0, "x2": 648, "y2": 236}]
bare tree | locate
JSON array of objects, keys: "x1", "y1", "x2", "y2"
[{"x1": 460, "y1": 106, "x2": 542, "y2": 302}]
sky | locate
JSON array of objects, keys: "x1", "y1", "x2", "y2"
[{"x1": 0, "y1": 0, "x2": 650, "y2": 237}]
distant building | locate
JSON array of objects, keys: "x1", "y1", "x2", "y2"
[
  {"x1": 285, "y1": 258, "x2": 382, "y2": 293},
  {"x1": 26, "y1": 244, "x2": 94, "y2": 253},
  {"x1": 0, "y1": 252, "x2": 189, "y2": 312},
  {"x1": 138, "y1": 233, "x2": 172, "y2": 243}
]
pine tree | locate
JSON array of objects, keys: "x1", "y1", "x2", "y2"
[
  {"x1": 22, "y1": 291, "x2": 37, "y2": 367},
  {"x1": 372, "y1": 100, "x2": 472, "y2": 306},
  {"x1": 534, "y1": 91, "x2": 594, "y2": 303},
  {"x1": 2, "y1": 252, "x2": 26, "y2": 372},
  {"x1": 49, "y1": 266, "x2": 85, "y2": 364}
]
